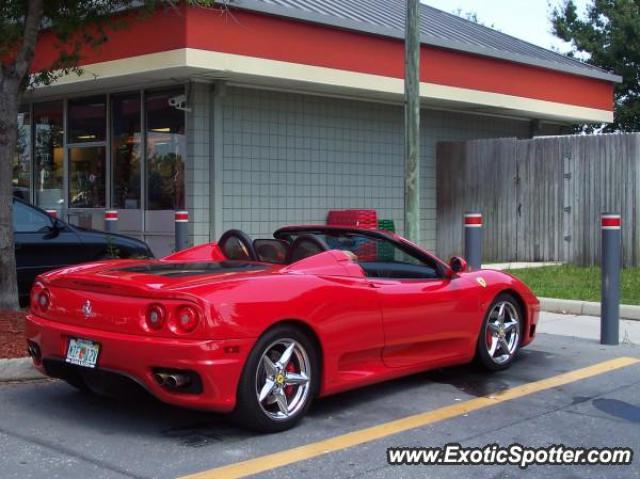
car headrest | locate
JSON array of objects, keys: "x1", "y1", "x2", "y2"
[
  {"x1": 287, "y1": 234, "x2": 330, "y2": 263},
  {"x1": 218, "y1": 229, "x2": 258, "y2": 261},
  {"x1": 254, "y1": 239, "x2": 289, "y2": 264}
]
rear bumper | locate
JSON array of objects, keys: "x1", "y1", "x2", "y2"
[{"x1": 26, "y1": 313, "x2": 255, "y2": 412}]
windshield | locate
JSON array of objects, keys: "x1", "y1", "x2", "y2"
[{"x1": 276, "y1": 229, "x2": 444, "y2": 280}]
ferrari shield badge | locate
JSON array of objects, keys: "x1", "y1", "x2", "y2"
[
  {"x1": 82, "y1": 300, "x2": 93, "y2": 318},
  {"x1": 476, "y1": 277, "x2": 487, "y2": 288}
]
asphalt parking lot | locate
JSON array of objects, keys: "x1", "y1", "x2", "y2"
[{"x1": 1, "y1": 333, "x2": 638, "y2": 479}]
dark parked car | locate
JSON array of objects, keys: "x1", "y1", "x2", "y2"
[{"x1": 13, "y1": 197, "x2": 153, "y2": 305}]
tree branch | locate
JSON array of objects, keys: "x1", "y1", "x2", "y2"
[{"x1": 12, "y1": 0, "x2": 44, "y2": 81}]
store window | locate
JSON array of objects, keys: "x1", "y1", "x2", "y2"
[
  {"x1": 33, "y1": 101, "x2": 64, "y2": 210},
  {"x1": 146, "y1": 89, "x2": 185, "y2": 210},
  {"x1": 112, "y1": 93, "x2": 141, "y2": 209},
  {"x1": 12, "y1": 108, "x2": 31, "y2": 200},
  {"x1": 68, "y1": 95, "x2": 106, "y2": 143},
  {"x1": 69, "y1": 147, "x2": 106, "y2": 208}
]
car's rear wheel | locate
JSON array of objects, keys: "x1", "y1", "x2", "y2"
[
  {"x1": 475, "y1": 293, "x2": 522, "y2": 371},
  {"x1": 234, "y1": 325, "x2": 318, "y2": 432}
]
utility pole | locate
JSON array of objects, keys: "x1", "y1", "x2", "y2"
[{"x1": 404, "y1": 0, "x2": 421, "y2": 243}]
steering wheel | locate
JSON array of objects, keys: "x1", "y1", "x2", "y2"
[
  {"x1": 218, "y1": 229, "x2": 258, "y2": 261},
  {"x1": 287, "y1": 234, "x2": 330, "y2": 263}
]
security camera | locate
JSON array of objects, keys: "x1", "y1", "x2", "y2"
[{"x1": 168, "y1": 94, "x2": 190, "y2": 111}]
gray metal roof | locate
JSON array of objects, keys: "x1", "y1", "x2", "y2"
[{"x1": 229, "y1": 0, "x2": 621, "y2": 83}]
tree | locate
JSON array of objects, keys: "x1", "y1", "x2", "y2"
[
  {"x1": 552, "y1": 0, "x2": 640, "y2": 132},
  {"x1": 0, "y1": 1, "x2": 164, "y2": 310}
]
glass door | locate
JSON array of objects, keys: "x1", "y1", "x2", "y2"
[{"x1": 65, "y1": 95, "x2": 107, "y2": 230}]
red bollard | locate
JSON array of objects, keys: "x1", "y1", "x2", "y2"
[
  {"x1": 175, "y1": 210, "x2": 189, "y2": 251},
  {"x1": 464, "y1": 212, "x2": 483, "y2": 270},
  {"x1": 601, "y1": 213, "x2": 621, "y2": 345},
  {"x1": 104, "y1": 210, "x2": 118, "y2": 234}
]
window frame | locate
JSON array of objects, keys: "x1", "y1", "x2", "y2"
[
  {"x1": 32, "y1": 100, "x2": 65, "y2": 210},
  {"x1": 13, "y1": 106, "x2": 32, "y2": 200},
  {"x1": 66, "y1": 95, "x2": 107, "y2": 144},
  {"x1": 65, "y1": 95, "x2": 108, "y2": 210},
  {"x1": 144, "y1": 87, "x2": 186, "y2": 211},
  {"x1": 16, "y1": 82, "x2": 188, "y2": 227},
  {"x1": 111, "y1": 91, "x2": 143, "y2": 210}
]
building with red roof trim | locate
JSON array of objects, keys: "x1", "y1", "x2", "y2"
[{"x1": 13, "y1": 1, "x2": 619, "y2": 255}]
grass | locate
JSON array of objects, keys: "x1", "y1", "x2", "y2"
[{"x1": 504, "y1": 265, "x2": 640, "y2": 306}]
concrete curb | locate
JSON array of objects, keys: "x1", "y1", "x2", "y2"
[
  {"x1": 539, "y1": 297, "x2": 640, "y2": 321},
  {"x1": 0, "y1": 357, "x2": 44, "y2": 382}
]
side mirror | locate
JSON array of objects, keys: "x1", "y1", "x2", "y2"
[
  {"x1": 53, "y1": 217, "x2": 65, "y2": 229},
  {"x1": 449, "y1": 256, "x2": 468, "y2": 274},
  {"x1": 45, "y1": 218, "x2": 64, "y2": 238}
]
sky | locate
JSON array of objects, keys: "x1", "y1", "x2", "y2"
[{"x1": 422, "y1": 0, "x2": 590, "y2": 53}]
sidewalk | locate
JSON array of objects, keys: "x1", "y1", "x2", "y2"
[
  {"x1": 537, "y1": 311, "x2": 640, "y2": 344},
  {"x1": 0, "y1": 357, "x2": 43, "y2": 382}
]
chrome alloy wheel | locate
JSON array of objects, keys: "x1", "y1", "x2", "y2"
[
  {"x1": 255, "y1": 338, "x2": 311, "y2": 421},
  {"x1": 485, "y1": 301, "x2": 520, "y2": 365}
]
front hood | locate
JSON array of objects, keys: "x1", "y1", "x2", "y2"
[{"x1": 41, "y1": 259, "x2": 280, "y2": 297}]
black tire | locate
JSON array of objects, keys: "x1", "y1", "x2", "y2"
[
  {"x1": 233, "y1": 325, "x2": 319, "y2": 433},
  {"x1": 475, "y1": 293, "x2": 523, "y2": 371}
]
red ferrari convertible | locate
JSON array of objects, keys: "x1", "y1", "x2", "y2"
[{"x1": 26, "y1": 226, "x2": 539, "y2": 432}]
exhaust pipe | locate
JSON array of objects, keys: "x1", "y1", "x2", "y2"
[
  {"x1": 27, "y1": 341, "x2": 41, "y2": 362},
  {"x1": 165, "y1": 374, "x2": 191, "y2": 388},
  {"x1": 154, "y1": 372, "x2": 191, "y2": 389}
]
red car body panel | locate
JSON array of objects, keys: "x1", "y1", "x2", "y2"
[{"x1": 25, "y1": 226, "x2": 539, "y2": 413}]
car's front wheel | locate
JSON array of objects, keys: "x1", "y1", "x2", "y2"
[
  {"x1": 234, "y1": 325, "x2": 319, "y2": 432},
  {"x1": 475, "y1": 293, "x2": 522, "y2": 371}
]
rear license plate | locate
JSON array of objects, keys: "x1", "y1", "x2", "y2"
[{"x1": 65, "y1": 338, "x2": 100, "y2": 368}]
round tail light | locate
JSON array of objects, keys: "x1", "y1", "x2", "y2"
[
  {"x1": 146, "y1": 304, "x2": 166, "y2": 330},
  {"x1": 174, "y1": 305, "x2": 199, "y2": 333},
  {"x1": 36, "y1": 289, "x2": 50, "y2": 312},
  {"x1": 30, "y1": 282, "x2": 45, "y2": 312}
]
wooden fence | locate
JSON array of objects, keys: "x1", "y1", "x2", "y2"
[{"x1": 436, "y1": 133, "x2": 640, "y2": 267}]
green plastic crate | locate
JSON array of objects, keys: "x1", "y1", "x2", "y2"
[
  {"x1": 377, "y1": 219, "x2": 395, "y2": 260},
  {"x1": 378, "y1": 219, "x2": 395, "y2": 232}
]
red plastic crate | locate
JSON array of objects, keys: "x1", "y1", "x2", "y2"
[
  {"x1": 354, "y1": 239, "x2": 377, "y2": 261},
  {"x1": 327, "y1": 209, "x2": 378, "y2": 260},
  {"x1": 326, "y1": 209, "x2": 378, "y2": 230}
]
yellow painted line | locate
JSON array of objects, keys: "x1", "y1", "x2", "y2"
[{"x1": 180, "y1": 356, "x2": 639, "y2": 479}]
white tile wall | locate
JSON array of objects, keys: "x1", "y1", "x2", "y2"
[
  {"x1": 190, "y1": 86, "x2": 534, "y2": 251},
  {"x1": 221, "y1": 88, "x2": 405, "y2": 240},
  {"x1": 185, "y1": 82, "x2": 212, "y2": 246}
]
